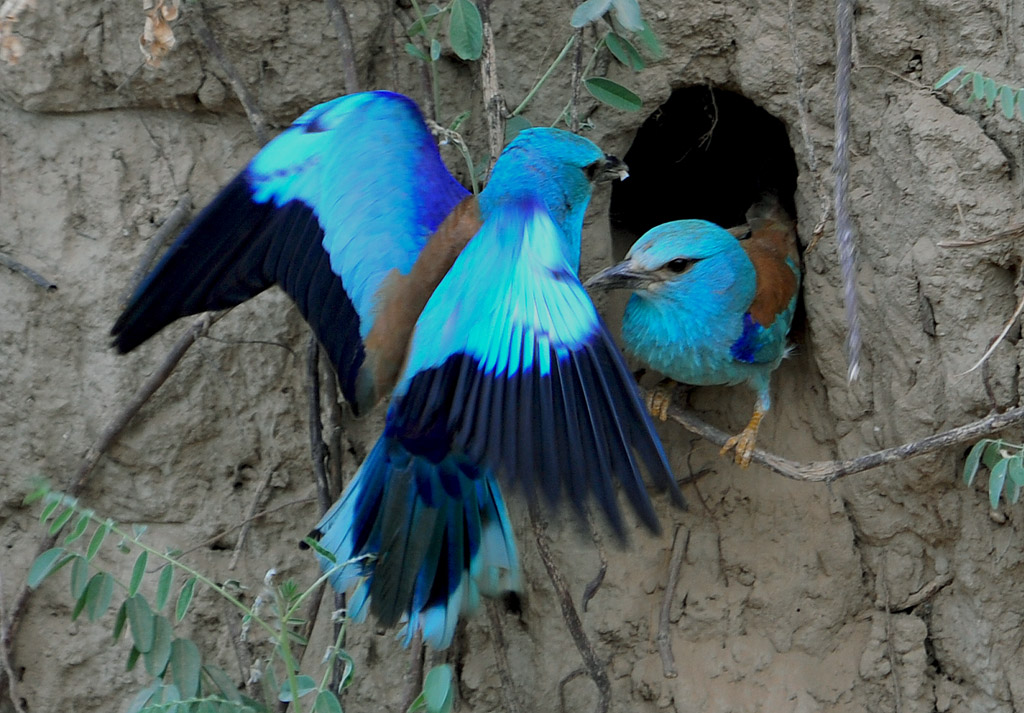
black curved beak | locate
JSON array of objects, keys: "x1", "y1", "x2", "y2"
[{"x1": 597, "y1": 154, "x2": 629, "y2": 183}]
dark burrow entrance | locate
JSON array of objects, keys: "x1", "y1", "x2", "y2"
[{"x1": 610, "y1": 86, "x2": 799, "y2": 257}]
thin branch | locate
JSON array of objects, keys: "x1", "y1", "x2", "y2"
[
  {"x1": 661, "y1": 395, "x2": 1024, "y2": 482},
  {"x1": 874, "y1": 571, "x2": 953, "y2": 612},
  {"x1": 580, "y1": 509, "x2": 607, "y2": 613},
  {"x1": 122, "y1": 193, "x2": 191, "y2": 304},
  {"x1": 528, "y1": 501, "x2": 610, "y2": 713},
  {"x1": 477, "y1": 0, "x2": 504, "y2": 178},
  {"x1": 486, "y1": 601, "x2": 523, "y2": 713},
  {"x1": 323, "y1": 0, "x2": 360, "y2": 93},
  {"x1": 569, "y1": 20, "x2": 583, "y2": 133},
  {"x1": 186, "y1": 3, "x2": 269, "y2": 144},
  {"x1": 938, "y1": 221, "x2": 1024, "y2": 248},
  {"x1": 880, "y1": 565, "x2": 904, "y2": 713},
  {"x1": 512, "y1": 34, "x2": 575, "y2": 117},
  {"x1": 0, "y1": 250, "x2": 57, "y2": 291},
  {"x1": 834, "y1": 0, "x2": 861, "y2": 382},
  {"x1": 0, "y1": 574, "x2": 26, "y2": 713},
  {"x1": 657, "y1": 526, "x2": 687, "y2": 679},
  {"x1": 956, "y1": 284, "x2": 1024, "y2": 376},
  {"x1": 178, "y1": 496, "x2": 317, "y2": 557},
  {"x1": 307, "y1": 337, "x2": 333, "y2": 515},
  {"x1": 228, "y1": 467, "x2": 275, "y2": 571}
]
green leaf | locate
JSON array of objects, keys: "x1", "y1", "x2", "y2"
[
  {"x1": 934, "y1": 66, "x2": 965, "y2": 90},
  {"x1": 611, "y1": 0, "x2": 643, "y2": 32},
  {"x1": 27, "y1": 547, "x2": 65, "y2": 589},
  {"x1": 448, "y1": 0, "x2": 483, "y2": 61},
  {"x1": 126, "y1": 645, "x2": 141, "y2": 672},
  {"x1": 156, "y1": 566, "x2": 174, "y2": 611},
  {"x1": 127, "y1": 594, "x2": 156, "y2": 653},
  {"x1": 86, "y1": 520, "x2": 111, "y2": 560},
  {"x1": 176, "y1": 577, "x2": 197, "y2": 622},
  {"x1": 203, "y1": 665, "x2": 242, "y2": 703},
  {"x1": 989, "y1": 457, "x2": 1009, "y2": 509},
  {"x1": 49, "y1": 506, "x2": 75, "y2": 535},
  {"x1": 407, "y1": 4, "x2": 443, "y2": 36},
  {"x1": 39, "y1": 498, "x2": 61, "y2": 524},
  {"x1": 971, "y1": 72, "x2": 985, "y2": 101},
  {"x1": 430, "y1": 37, "x2": 442, "y2": 61},
  {"x1": 171, "y1": 638, "x2": 202, "y2": 698},
  {"x1": 129, "y1": 550, "x2": 148, "y2": 597},
  {"x1": 1009, "y1": 453, "x2": 1024, "y2": 486},
  {"x1": 449, "y1": 110, "x2": 471, "y2": 132},
  {"x1": 982, "y1": 440, "x2": 1004, "y2": 469},
  {"x1": 23, "y1": 482, "x2": 50, "y2": 505},
  {"x1": 1018, "y1": 90, "x2": 1024, "y2": 121},
  {"x1": 314, "y1": 691, "x2": 344, "y2": 713},
  {"x1": 423, "y1": 664, "x2": 454, "y2": 713},
  {"x1": 505, "y1": 115, "x2": 532, "y2": 142},
  {"x1": 571, "y1": 0, "x2": 613, "y2": 27},
  {"x1": 963, "y1": 439, "x2": 988, "y2": 485},
  {"x1": 584, "y1": 77, "x2": 642, "y2": 111},
  {"x1": 70, "y1": 554, "x2": 89, "y2": 599},
  {"x1": 302, "y1": 536, "x2": 337, "y2": 563},
  {"x1": 984, "y1": 77, "x2": 998, "y2": 108},
  {"x1": 113, "y1": 601, "x2": 129, "y2": 642},
  {"x1": 71, "y1": 583, "x2": 90, "y2": 621},
  {"x1": 125, "y1": 680, "x2": 161, "y2": 713},
  {"x1": 1008, "y1": 479, "x2": 1022, "y2": 504},
  {"x1": 64, "y1": 512, "x2": 92, "y2": 545},
  {"x1": 1001, "y1": 85, "x2": 1017, "y2": 119},
  {"x1": 278, "y1": 675, "x2": 317, "y2": 702},
  {"x1": 405, "y1": 42, "x2": 428, "y2": 61},
  {"x1": 605, "y1": 32, "x2": 644, "y2": 71},
  {"x1": 144, "y1": 615, "x2": 173, "y2": 677},
  {"x1": 87, "y1": 573, "x2": 115, "y2": 622}
]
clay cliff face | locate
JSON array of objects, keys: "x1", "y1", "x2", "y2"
[{"x1": 2, "y1": 1, "x2": 1023, "y2": 711}]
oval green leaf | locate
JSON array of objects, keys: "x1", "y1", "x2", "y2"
[
  {"x1": 611, "y1": 0, "x2": 643, "y2": 32},
  {"x1": 129, "y1": 550, "x2": 148, "y2": 597},
  {"x1": 171, "y1": 638, "x2": 202, "y2": 698},
  {"x1": 571, "y1": 0, "x2": 613, "y2": 27},
  {"x1": 1009, "y1": 453, "x2": 1024, "y2": 486},
  {"x1": 278, "y1": 675, "x2": 317, "y2": 702},
  {"x1": 982, "y1": 439, "x2": 1004, "y2": 469},
  {"x1": 989, "y1": 457, "x2": 1008, "y2": 509},
  {"x1": 86, "y1": 520, "x2": 111, "y2": 561},
  {"x1": 963, "y1": 439, "x2": 988, "y2": 485},
  {"x1": 605, "y1": 32, "x2": 644, "y2": 71},
  {"x1": 125, "y1": 645, "x2": 141, "y2": 672},
  {"x1": 156, "y1": 565, "x2": 174, "y2": 611},
  {"x1": 584, "y1": 77, "x2": 642, "y2": 111},
  {"x1": 934, "y1": 66, "x2": 965, "y2": 90},
  {"x1": 39, "y1": 498, "x2": 60, "y2": 524},
  {"x1": 113, "y1": 600, "x2": 129, "y2": 641},
  {"x1": 423, "y1": 664, "x2": 454, "y2": 713},
  {"x1": 125, "y1": 680, "x2": 160, "y2": 713},
  {"x1": 126, "y1": 594, "x2": 155, "y2": 653},
  {"x1": 430, "y1": 37, "x2": 442, "y2": 61},
  {"x1": 405, "y1": 42, "x2": 428, "y2": 61},
  {"x1": 314, "y1": 691, "x2": 344, "y2": 713},
  {"x1": 505, "y1": 115, "x2": 532, "y2": 143},
  {"x1": 27, "y1": 547, "x2": 65, "y2": 589},
  {"x1": 49, "y1": 506, "x2": 75, "y2": 535},
  {"x1": 144, "y1": 615, "x2": 173, "y2": 677},
  {"x1": 87, "y1": 572, "x2": 115, "y2": 622},
  {"x1": 176, "y1": 576, "x2": 197, "y2": 622},
  {"x1": 971, "y1": 72, "x2": 985, "y2": 101},
  {"x1": 70, "y1": 555, "x2": 89, "y2": 600},
  {"x1": 1001, "y1": 85, "x2": 1017, "y2": 119},
  {"x1": 984, "y1": 77, "x2": 998, "y2": 108},
  {"x1": 23, "y1": 483, "x2": 50, "y2": 505},
  {"x1": 65, "y1": 512, "x2": 92, "y2": 545},
  {"x1": 449, "y1": 0, "x2": 483, "y2": 61}
]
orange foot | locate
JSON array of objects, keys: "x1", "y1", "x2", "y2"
[
  {"x1": 721, "y1": 409, "x2": 764, "y2": 468},
  {"x1": 645, "y1": 379, "x2": 677, "y2": 422}
]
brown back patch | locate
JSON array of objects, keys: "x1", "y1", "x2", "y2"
[
  {"x1": 359, "y1": 196, "x2": 483, "y2": 404},
  {"x1": 741, "y1": 217, "x2": 799, "y2": 326}
]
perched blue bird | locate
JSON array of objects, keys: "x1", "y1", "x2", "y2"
[
  {"x1": 112, "y1": 91, "x2": 683, "y2": 648},
  {"x1": 586, "y1": 197, "x2": 800, "y2": 467}
]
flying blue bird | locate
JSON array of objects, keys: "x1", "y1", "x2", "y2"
[
  {"x1": 112, "y1": 90, "x2": 683, "y2": 648},
  {"x1": 586, "y1": 197, "x2": 799, "y2": 467}
]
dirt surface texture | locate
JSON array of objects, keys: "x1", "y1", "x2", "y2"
[{"x1": 2, "y1": 0, "x2": 1024, "y2": 712}]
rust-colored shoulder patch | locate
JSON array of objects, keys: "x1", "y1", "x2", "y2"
[
  {"x1": 742, "y1": 219, "x2": 799, "y2": 327},
  {"x1": 358, "y1": 196, "x2": 483, "y2": 405}
]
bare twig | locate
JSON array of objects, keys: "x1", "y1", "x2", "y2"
[
  {"x1": 0, "y1": 574, "x2": 26, "y2": 713},
  {"x1": 557, "y1": 668, "x2": 586, "y2": 713},
  {"x1": 225, "y1": 602, "x2": 259, "y2": 700},
  {"x1": 324, "y1": 0, "x2": 359, "y2": 94},
  {"x1": 580, "y1": 509, "x2": 607, "y2": 612},
  {"x1": 569, "y1": 21, "x2": 583, "y2": 133},
  {"x1": 956, "y1": 283, "x2": 1024, "y2": 376},
  {"x1": 879, "y1": 566, "x2": 904, "y2": 713},
  {"x1": 179, "y1": 496, "x2": 317, "y2": 556},
  {"x1": 186, "y1": 3, "x2": 269, "y2": 144},
  {"x1": 307, "y1": 337, "x2": 333, "y2": 515},
  {"x1": 228, "y1": 467, "x2": 275, "y2": 571},
  {"x1": 477, "y1": 0, "x2": 504, "y2": 177},
  {"x1": 0, "y1": 250, "x2": 57, "y2": 291},
  {"x1": 0, "y1": 312, "x2": 223, "y2": 701},
  {"x1": 122, "y1": 193, "x2": 191, "y2": 304},
  {"x1": 486, "y1": 600, "x2": 523, "y2": 713},
  {"x1": 657, "y1": 526, "x2": 687, "y2": 679},
  {"x1": 661, "y1": 395, "x2": 1024, "y2": 482},
  {"x1": 874, "y1": 571, "x2": 953, "y2": 612},
  {"x1": 938, "y1": 221, "x2": 1024, "y2": 248},
  {"x1": 402, "y1": 631, "x2": 426, "y2": 712},
  {"x1": 320, "y1": 356, "x2": 345, "y2": 497},
  {"x1": 528, "y1": 501, "x2": 610, "y2": 713}
]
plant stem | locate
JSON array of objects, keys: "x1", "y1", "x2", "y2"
[
  {"x1": 409, "y1": 0, "x2": 441, "y2": 121},
  {"x1": 512, "y1": 34, "x2": 576, "y2": 117},
  {"x1": 552, "y1": 36, "x2": 605, "y2": 128}
]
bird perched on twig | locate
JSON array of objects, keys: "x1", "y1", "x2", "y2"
[
  {"x1": 111, "y1": 90, "x2": 683, "y2": 648},
  {"x1": 586, "y1": 196, "x2": 800, "y2": 467}
]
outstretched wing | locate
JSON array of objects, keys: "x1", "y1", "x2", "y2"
[
  {"x1": 111, "y1": 91, "x2": 469, "y2": 415},
  {"x1": 387, "y1": 196, "x2": 684, "y2": 537}
]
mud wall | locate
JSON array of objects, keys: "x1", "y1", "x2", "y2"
[{"x1": 2, "y1": 1, "x2": 1023, "y2": 711}]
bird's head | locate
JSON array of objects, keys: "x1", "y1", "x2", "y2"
[
  {"x1": 586, "y1": 220, "x2": 748, "y2": 297},
  {"x1": 483, "y1": 128, "x2": 626, "y2": 269}
]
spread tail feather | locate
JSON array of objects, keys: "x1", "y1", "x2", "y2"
[{"x1": 310, "y1": 437, "x2": 520, "y2": 648}]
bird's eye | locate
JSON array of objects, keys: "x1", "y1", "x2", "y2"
[
  {"x1": 664, "y1": 258, "x2": 692, "y2": 273},
  {"x1": 583, "y1": 160, "x2": 601, "y2": 182}
]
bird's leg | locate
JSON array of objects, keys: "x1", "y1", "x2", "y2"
[
  {"x1": 721, "y1": 390, "x2": 770, "y2": 468},
  {"x1": 646, "y1": 378, "x2": 678, "y2": 422}
]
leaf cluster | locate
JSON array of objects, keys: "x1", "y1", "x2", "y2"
[
  {"x1": 962, "y1": 439, "x2": 1024, "y2": 509},
  {"x1": 935, "y1": 67, "x2": 1024, "y2": 122}
]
